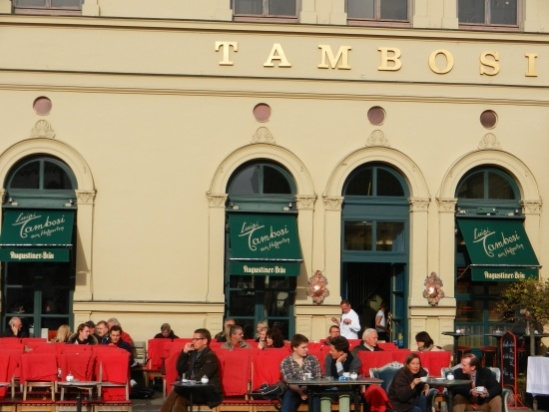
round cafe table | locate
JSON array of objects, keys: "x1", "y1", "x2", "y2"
[{"x1": 57, "y1": 381, "x2": 100, "y2": 412}]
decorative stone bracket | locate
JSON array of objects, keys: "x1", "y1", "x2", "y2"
[
  {"x1": 307, "y1": 270, "x2": 330, "y2": 304},
  {"x1": 423, "y1": 271, "x2": 445, "y2": 306}
]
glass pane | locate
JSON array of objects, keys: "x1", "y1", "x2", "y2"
[
  {"x1": 458, "y1": 0, "x2": 485, "y2": 24},
  {"x1": 228, "y1": 165, "x2": 260, "y2": 195},
  {"x1": 268, "y1": 0, "x2": 296, "y2": 16},
  {"x1": 488, "y1": 172, "x2": 515, "y2": 199},
  {"x1": 347, "y1": 0, "x2": 374, "y2": 19},
  {"x1": 456, "y1": 171, "x2": 484, "y2": 198},
  {"x1": 234, "y1": 0, "x2": 263, "y2": 15},
  {"x1": 380, "y1": 0, "x2": 408, "y2": 21},
  {"x1": 14, "y1": 0, "x2": 47, "y2": 7},
  {"x1": 345, "y1": 168, "x2": 373, "y2": 195},
  {"x1": 51, "y1": 0, "x2": 81, "y2": 8},
  {"x1": 344, "y1": 221, "x2": 372, "y2": 250},
  {"x1": 263, "y1": 166, "x2": 291, "y2": 194},
  {"x1": 44, "y1": 161, "x2": 74, "y2": 190},
  {"x1": 376, "y1": 222, "x2": 405, "y2": 251},
  {"x1": 377, "y1": 168, "x2": 405, "y2": 196},
  {"x1": 10, "y1": 161, "x2": 40, "y2": 189},
  {"x1": 229, "y1": 290, "x2": 256, "y2": 316},
  {"x1": 490, "y1": 0, "x2": 517, "y2": 25},
  {"x1": 456, "y1": 299, "x2": 482, "y2": 322}
]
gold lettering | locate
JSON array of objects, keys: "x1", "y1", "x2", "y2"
[
  {"x1": 480, "y1": 51, "x2": 500, "y2": 76},
  {"x1": 263, "y1": 43, "x2": 292, "y2": 68},
  {"x1": 215, "y1": 41, "x2": 238, "y2": 66},
  {"x1": 317, "y1": 45, "x2": 352, "y2": 70},
  {"x1": 525, "y1": 53, "x2": 538, "y2": 77},
  {"x1": 429, "y1": 49, "x2": 454, "y2": 74},
  {"x1": 377, "y1": 47, "x2": 402, "y2": 71}
]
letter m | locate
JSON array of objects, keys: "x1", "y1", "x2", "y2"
[{"x1": 318, "y1": 45, "x2": 352, "y2": 70}]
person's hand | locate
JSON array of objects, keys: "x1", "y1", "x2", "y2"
[
  {"x1": 299, "y1": 387, "x2": 308, "y2": 400},
  {"x1": 472, "y1": 388, "x2": 487, "y2": 398},
  {"x1": 258, "y1": 340, "x2": 265, "y2": 350},
  {"x1": 423, "y1": 384, "x2": 430, "y2": 396},
  {"x1": 343, "y1": 319, "x2": 351, "y2": 325},
  {"x1": 337, "y1": 353, "x2": 347, "y2": 364},
  {"x1": 411, "y1": 377, "x2": 423, "y2": 389},
  {"x1": 183, "y1": 342, "x2": 195, "y2": 353},
  {"x1": 331, "y1": 317, "x2": 339, "y2": 324}
]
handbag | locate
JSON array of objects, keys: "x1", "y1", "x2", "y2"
[{"x1": 251, "y1": 382, "x2": 285, "y2": 400}]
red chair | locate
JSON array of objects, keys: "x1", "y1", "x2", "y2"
[
  {"x1": 95, "y1": 348, "x2": 131, "y2": 402},
  {"x1": 306, "y1": 342, "x2": 325, "y2": 374},
  {"x1": 19, "y1": 352, "x2": 58, "y2": 401},
  {"x1": 163, "y1": 350, "x2": 180, "y2": 397},
  {"x1": 391, "y1": 349, "x2": 411, "y2": 363},
  {"x1": 251, "y1": 348, "x2": 288, "y2": 391},
  {"x1": 356, "y1": 351, "x2": 393, "y2": 377},
  {"x1": 217, "y1": 350, "x2": 252, "y2": 397},
  {"x1": 0, "y1": 347, "x2": 22, "y2": 399},
  {"x1": 58, "y1": 350, "x2": 97, "y2": 400},
  {"x1": 0, "y1": 352, "x2": 15, "y2": 400},
  {"x1": 378, "y1": 342, "x2": 399, "y2": 351},
  {"x1": 417, "y1": 351, "x2": 451, "y2": 377}
]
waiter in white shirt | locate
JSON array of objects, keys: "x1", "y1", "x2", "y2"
[{"x1": 331, "y1": 299, "x2": 361, "y2": 339}]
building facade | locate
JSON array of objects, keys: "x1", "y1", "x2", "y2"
[{"x1": 0, "y1": 0, "x2": 547, "y2": 349}]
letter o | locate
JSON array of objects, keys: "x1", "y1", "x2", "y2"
[{"x1": 429, "y1": 49, "x2": 454, "y2": 74}]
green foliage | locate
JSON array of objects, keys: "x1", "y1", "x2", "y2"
[{"x1": 496, "y1": 279, "x2": 549, "y2": 323}]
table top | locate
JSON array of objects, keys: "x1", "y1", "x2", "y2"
[
  {"x1": 57, "y1": 381, "x2": 100, "y2": 388},
  {"x1": 425, "y1": 378, "x2": 471, "y2": 388},
  {"x1": 172, "y1": 381, "x2": 213, "y2": 388},
  {"x1": 286, "y1": 377, "x2": 382, "y2": 386},
  {"x1": 0, "y1": 382, "x2": 11, "y2": 387},
  {"x1": 442, "y1": 332, "x2": 471, "y2": 337}
]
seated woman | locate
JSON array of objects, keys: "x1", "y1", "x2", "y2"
[
  {"x1": 415, "y1": 331, "x2": 442, "y2": 352},
  {"x1": 259, "y1": 327, "x2": 285, "y2": 349},
  {"x1": 321, "y1": 336, "x2": 361, "y2": 412},
  {"x1": 388, "y1": 353, "x2": 429, "y2": 412}
]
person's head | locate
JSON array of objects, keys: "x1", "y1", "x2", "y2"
[
  {"x1": 96, "y1": 320, "x2": 109, "y2": 337},
  {"x1": 55, "y1": 324, "x2": 71, "y2": 342},
  {"x1": 329, "y1": 325, "x2": 340, "y2": 338},
  {"x1": 107, "y1": 317, "x2": 121, "y2": 329},
  {"x1": 76, "y1": 323, "x2": 90, "y2": 340},
  {"x1": 85, "y1": 320, "x2": 96, "y2": 334},
  {"x1": 340, "y1": 299, "x2": 352, "y2": 314},
  {"x1": 524, "y1": 308, "x2": 533, "y2": 318},
  {"x1": 460, "y1": 353, "x2": 479, "y2": 376},
  {"x1": 229, "y1": 325, "x2": 244, "y2": 344},
  {"x1": 362, "y1": 328, "x2": 379, "y2": 348},
  {"x1": 192, "y1": 328, "x2": 212, "y2": 350},
  {"x1": 266, "y1": 328, "x2": 285, "y2": 348},
  {"x1": 329, "y1": 336, "x2": 350, "y2": 360},
  {"x1": 109, "y1": 324, "x2": 122, "y2": 344},
  {"x1": 405, "y1": 353, "x2": 422, "y2": 375},
  {"x1": 258, "y1": 327, "x2": 268, "y2": 341},
  {"x1": 223, "y1": 318, "x2": 235, "y2": 335},
  {"x1": 379, "y1": 302, "x2": 387, "y2": 311},
  {"x1": 290, "y1": 334, "x2": 309, "y2": 358},
  {"x1": 256, "y1": 320, "x2": 268, "y2": 334},
  {"x1": 160, "y1": 323, "x2": 173, "y2": 337},
  {"x1": 9, "y1": 317, "x2": 22, "y2": 330},
  {"x1": 415, "y1": 331, "x2": 434, "y2": 350}
]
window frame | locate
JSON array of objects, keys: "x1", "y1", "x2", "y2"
[
  {"x1": 346, "y1": 0, "x2": 411, "y2": 27},
  {"x1": 12, "y1": 0, "x2": 82, "y2": 15},
  {"x1": 233, "y1": 0, "x2": 300, "y2": 23},
  {"x1": 457, "y1": 0, "x2": 521, "y2": 31}
]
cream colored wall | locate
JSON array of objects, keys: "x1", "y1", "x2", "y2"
[{"x1": 0, "y1": 15, "x2": 548, "y2": 344}]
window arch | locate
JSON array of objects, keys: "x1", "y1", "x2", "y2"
[{"x1": 4, "y1": 156, "x2": 77, "y2": 209}]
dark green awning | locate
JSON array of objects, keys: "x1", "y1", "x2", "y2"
[
  {"x1": 228, "y1": 213, "x2": 302, "y2": 276},
  {"x1": 457, "y1": 218, "x2": 540, "y2": 282},
  {"x1": 0, "y1": 209, "x2": 75, "y2": 262}
]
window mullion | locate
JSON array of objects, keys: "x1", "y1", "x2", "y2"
[
  {"x1": 263, "y1": 0, "x2": 268, "y2": 16},
  {"x1": 375, "y1": 0, "x2": 381, "y2": 20},
  {"x1": 486, "y1": 0, "x2": 491, "y2": 25}
]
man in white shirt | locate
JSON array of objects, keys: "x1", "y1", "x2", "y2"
[{"x1": 331, "y1": 300, "x2": 361, "y2": 339}]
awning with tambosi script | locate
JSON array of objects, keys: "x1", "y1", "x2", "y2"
[
  {"x1": 457, "y1": 218, "x2": 540, "y2": 282},
  {"x1": 228, "y1": 213, "x2": 303, "y2": 276},
  {"x1": 0, "y1": 209, "x2": 75, "y2": 262}
]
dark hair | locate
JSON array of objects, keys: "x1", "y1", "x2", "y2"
[
  {"x1": 110, "y1": 324, "x2": 122, "y2": 334},
  {"x1": 329, "y1": 336, "x2": 350, "y2": 353},
  {"x1": 461, "y1": 353, "x2": 479, "y2": 367},
  {"x1": 405, "y1": 353, "x2": 421, "y2": 367},
  {"x1": 76, "y1": 323, "x2": 87, "y2": 333},
  {"x1": 290, "y1": 333, "x2": 309, "y2": 349},
  {"x1": 194, "y1": 328, "x2": 212, "y2": 345},
  {"x1": 229, "y1": 325, "x2": 243, "y2": 336},
  {"x1": 329, "y1": 325, "x2": 340, "y2": 332},
  {"x1": 266, "y1": 328, "x2": 285, "y2": 348},
  {"x1": 340, "y1": 299, "x2": 351, "y2": 306},
  {"x1": 415, "y1": 331, "x2": 434, "y2": 347}
]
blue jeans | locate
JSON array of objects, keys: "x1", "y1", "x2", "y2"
[
  {"x1": 407, "y1": 395, "x2": 427, "y2": 412},
  {"x1": 281, "y1": 389, "x2": 320, "y2": 412}
]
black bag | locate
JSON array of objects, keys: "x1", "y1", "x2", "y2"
[
  {"x1": 130, "y1": 386, "x2": 155, "y2": 399},
  {"x1": 251, "y1": 382, "x2": 284, "y2": 400}
]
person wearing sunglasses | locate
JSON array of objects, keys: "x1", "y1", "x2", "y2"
[{"x1": 160, "y1": 328, "x2": 223, "y2": 412}]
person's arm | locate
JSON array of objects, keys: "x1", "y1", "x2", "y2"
[
  {"x1": 348, "y1": 311, "x2": 361, "y2": 334},
  {"x1": 390, "y1": 370, "x2": 417, "y2": 403},
  {"x1": 197, "y1": 351, "x2": 221, "y2": 379},
  {"x1": 349, "y1": 353, "x2": 361, "y2": 374},
  {"x1": 176, "y1": 343, "x2": 193, "y2": 375},
  {"x1": 375, "y1": 312, "x2": 386, "y2": 331},
  {"x1": 480, "y1": 368, "x2": 502, "y2": 399}
]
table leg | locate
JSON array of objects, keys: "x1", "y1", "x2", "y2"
[
  {"x1": 76, "y1": 388, "x2": 82, "y2": 412},
  {"x1": 447, "y1": 389, "x2": 454, "y2": 412}
]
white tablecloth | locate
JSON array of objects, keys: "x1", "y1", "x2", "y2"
[{"x1": 527, "y1": 356, "x2": 549, "y2": 395}]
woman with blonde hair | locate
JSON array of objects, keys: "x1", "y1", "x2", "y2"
[{"x1": 53, "y1": 324, "x2": 71, "y2": 342}]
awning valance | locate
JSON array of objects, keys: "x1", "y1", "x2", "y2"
[
  {"x1": 0, "y1": 209, "x2": 75, "y2": 262},
  {"x1": 457, "y1": 218, "x2": 540, "y2": 282},
  {"x1": 228, "y1": 213, "x2": 302, "y2": 276}
]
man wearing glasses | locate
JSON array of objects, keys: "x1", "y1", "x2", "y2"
[{"x1": 160, "y1": 328, "x2": 223, "y2": 412}]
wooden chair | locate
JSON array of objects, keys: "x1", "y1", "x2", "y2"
[
  {"x1": 215, "y1": 350, "x2": 252, "y2": 412},
  {"x1": 95, "y1": 348, "x2": 132, "y2": 412},
  {"x1": 19, "y1": 353, "x2": 58, "y2": 401},
  {"x1": 58, "y1": 350, "x2": 97, "y2": 400}
]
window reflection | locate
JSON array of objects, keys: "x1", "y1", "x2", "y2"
[{"x1": 345, "y1": 221, "x2": 372, "y2": 250}]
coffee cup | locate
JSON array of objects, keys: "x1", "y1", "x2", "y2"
[
  {"x1": 303, "y1": 372, "x2": 312, "y2": 380},
  {"x1": 420, "y1": 376, "x2": 428, "y2": 382},
  {"x1": 475, "y1": 386, "x2": 485, "y2": 393},
  {"x1": 446, "y1": 374, "x2": 454, "y2": 381}
]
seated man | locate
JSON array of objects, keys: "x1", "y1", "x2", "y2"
[
  {"x1": 221, "y1": 325, "x2": 252, "y2": 350},
  {"x1": 154, "y1": 323, "x2": 179, "y2": 339},
  {"x1": 324, "y1": 325, "x2": 340, "y2": 346},
  {"x1": 4, "y1": 316, "x2": 29, "y2": 338},
  {"x1": 352, "y1": 328, "x2": 383, "y2": 354},
  {"x1": 452, "y1": 353, "x2": 502, "y2": 412},
  {"x1": 107, "y1": 317, "x2": 134, "y2": 347},
  {"x1": 109, "y1": 325, "x2": 136, "y2": 366},
  {"x1": 68, "y1": 323, "x2": 97, "y2": 345},
  {"x1": 95, "y1": 320, "x2": 110, "y2": 344},
  {"x1": 215, "y1": 318, "x2": 235, "y2": 342},
  {"x1": 160, "y1": 328, "x2": 223, "y2": 412}
]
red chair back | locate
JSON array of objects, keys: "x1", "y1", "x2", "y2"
[
  {"x1": 218, "y1": 349, "x2": 252, "y2": 396},
  {"x1": 356, "y1": 351, "x2": 394, "y2": 377},
  {"x1": 164, "y1": 350, "x2": 180, "y2": 395},
  {"x1": 306, "y1": 342, "x2": 325, "y2": 373},
  {"x1": 391, "y1": 349, "x2": 411, "y2": 363},
  {"x1": 251, "y1": 348, "x2": 288, "y2": 390},
  {"x1": 0, "y1": 353, "x2": 13, "y2": 399},
  {"x1": 378, "y1": 342, "x2": 399, "y2": 351},
  {"x1": 147, "y1": 338, "x2": 172, "y2": 370},
  {"x1": 416, "y1": 351, "x2": 451, "y2": 377},
  {"x1": 59, "y1": 350, "x2": 95, "y2": 381},
  {"x1": 96, "y1": 348, "x2": 130, "y2": 401},
  {"x1": 19, "y1": 352, "x2": 58, "y2": 384}
]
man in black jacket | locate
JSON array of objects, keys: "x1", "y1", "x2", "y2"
[
  {"x1": 160, "y1": 328, "x2": 223, "y2": 412},
  {"x1": 452, "y1": 353, "x2": 502, "y2": 412}
]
